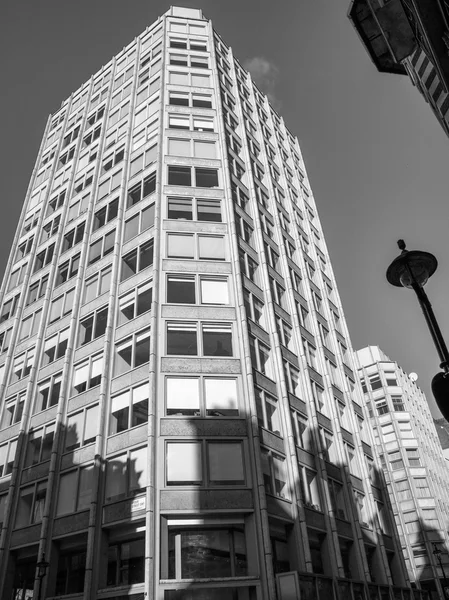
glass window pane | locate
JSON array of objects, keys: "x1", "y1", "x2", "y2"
[
  {"x1": 205, "y1": 379, "x2": 238, "y2": 416},
  {"x1": 78, "y1": 465, "x2": 94, "y2": 510},
  {"x1": 124, "y1": 215, "x2": 139, "y2": 242},
  {"x1": 84, "y1": 405, "x2": 99, "y2": 444},
  {"x1": 200, "y1": 278, "x2": 228, "y2": 304},
  {"x1": 208, "y1": 442, "x2": 244, "y2": 484},
  {"x1": 167, "y1": 234, "x2": 194, "y2": 258},
  {"x1": 66, "y1": 412, "x2": 84, "y2": 451},
  {"x1": 202, "y1": 325, "x2": 232, "y2": 356},
  {"x1": 198, "y1": 236, "x2": 225, "y2": 260},
  {"x1": 56, "y1": 471, "x2": 77, "y2": 515},
  {"x1": 167, "y1": 198, "x2": 192, "y2": 220},
  {"x1": 167, "y1": 276, "x2": 195, "y2": 304},
  {"x1": 168, "y1": 166, "x2": 191, "y2": 186},
  {"x1": 167, "y1": 323, "x2": 197, "y2": 355},
  {"x1": 105, "y1": 453, "x2": 127, "y2": 501},
  {"x1": 130, "y1": 446, "x2": 147, "y2": 491},
  {"x1": 168, "y1": 139, "x2": 191, "y2": 156},
  {"x1": 194, "y1": 141, "x2": 216, "y2": 159},
  {"x1": 166, "y1": 378, "x2": 200, "y2": 416},
  {"x1": 167, "y1": 442, "x2": 202, "y2": 484},
  {"x1": 197, "y1": 200, "x2": 221, "y2": 222}
]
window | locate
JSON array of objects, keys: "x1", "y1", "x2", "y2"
[
  {"x1": 110, "y1": 383, "x2": 149, "y2": 435},
  {"x1": 43, "y1": 328, "x2": 69, "y2": 365},
  {"x1": 0, "y1": 439, "x2": 17, "y2": 476},
  {"x1": 105, "y1": 121, "x2": 128, "y2": 149},
  {"x1": 168, "y1": 166, "x2": 219, "y2": 188},
  {"x1": 49, "y1": 288, "x2": 75, "y2": 322},
  {"x1": 1, "y1": 393, "x2": 25, "y2": 429},
  {"x1": 72, "y1": 169, "x2": 94, "y2": 196},
  {"x1": 86, "y1": 104, "x2": 105, "y2": 127},
  {"x1": 97, "y1": 169, "x2": 123, "y2": 201},
  {"x1": 40, "y1": 215, "x2": 61, "y2": 243},
  {"x1": 62, "y1": 126, "x2": 80, "y2": 148},
  {"x1": 108, "y1": 102, "x2": 130, "y2": 129},
  {"x1": 193, "y1": 116, "x2": 214, "y2": 131},
  {"x1": 249, "y1": 335, "x2": 273, "y2": 378},
  {"x1": 83, "y1": 266, "x2": 111, "y2": 304},
  {"x1": 65, "y1": 404, "x2": 99, "y2": 451},
  {"x1": 15, "y1": 480, "x2": 47, "y2": 527},
  {"x1": 10, "y1": 348, "x2": 35, "y2": 383},
  {"x1": 406, "y1": 449, "x2": 421, "y2": 467},
  {"x1": 276, "y1": 318, "x2": 295, "y2": 352},
  {"x1": 93, "y1": 198, "x2": 119, "y2": 231},
  {"x1": 118, "y1": 282, "x2": 152, "y2": 326},
  {"x1": 56, "y1": 253, "x2": 80, "y2": 285},
  {"x1": 24, "y1": 423, "x2": 55, "y2": 466},
  {"x1": 78, "y1": 306, "x2": 108, "y2": 346},
  {"x1": 62, "y1": 222, "x2": 85, "y2": 252},
  {"x1": 18, "y1": 309, "x2": 42, "y2": 341},
  {"x1": 384, "y1": 370, "x2": 397, "y2": 386},
  {"x1": 369, "y1": 374, "x2": 382, "y2": 391},
  {"x1": 82, "y1": 124, "x2": 102, "y2": 148},
  {"x1": 113, "y1": 329, "x2": 150, "y2": 377},
  {"x1": 127, "y1": 172, "x2": 156, "y2": 207},
  {"x1": 354, "y1": 492, "x2": 369, "y2": 527},
  {"x1": 105, "y1": 446, "x2": 147, "y2": 501},
  {"x1": 345, "y1": 443, "x2": 361, "y2": 476},
  {"x1": 35, "y1": 373, "x2": 62, "y2": 412},
  {"x1": 120, "y1": 240, "x2": 154, "y2": 281},
  {"x1": 320, "y1": 428, "x2": 336, "y2": 463},
  {"x1": 392, "y1": 395, "x2": 405, "y2": 412},
  {"x1": 328, "y1": 479, "x2": 347, "y2": 520},
  {"x1": 167, "y1": 233, "x2": 226, "y2": 260},
  {"x1": 0, "y1": 295, "x2": 19, "y2": 323},
  {"x1": 166, "y1": 377, "x2": 238, "y2": 417},
  {"x1": 395, "y1": 480, "x2": 412, "y2": 501},
  {"x1": 421, "y1": 508, "x2": 439, "y2": 529},
  {"x1": 123, "y1": 203, "x2": 155, "y2": 242},
  {"x1": 88, "y1": 230, "x2": 115, "y2": 264},
  {"x1": 55, "y1": 546, "x2": 87, "y2": 596},
  {"x1": 166, "y1": 275, "x2": 228, "y2": 306},
  {"x1": 291, "y1": 411, "x2": 312, "y2": 450},
  {"x1": 166, "y1": 524, "x2": 247, "y2": 580},
  {"x1": 375, "y1": 398, "x2": 389, "y2": 415},
  {"x1": 67, "y1": 193, "x2": 89, "y2": 222},
  {"x1": 167, "y1": 322, "x2": 232, "y2": 357},
  {"x1": 129, "y1": 145, "x2": 157, "y2": 178},
  {"x1": 72, "y1": 355, "x2": 103, "y2": 394},
  {"x1": 33, "y1": 243, "x2": 55, "y2": 273},
  {"x1": 0, "y1": 327, "x2": 12, "y2": 354},
  {"x1": 255, "y1": 388, "x2": 281, "y2": 435},
  {"x1": 22, "y1": 210, "x2": 40, "y2": 234},
  {"x1": 107, "y1": 535, "x2": 145, "y2": 586},
  {"x1": 389, "y1": 450, "x2": 404, "y2": 471},
  {"x1": 167, "y1": 197, "x2": 222, "y2": 222},
  {"x1": 261, "y1": 448, "x2": 289, "y2": 499},
  {"x1": 15, "y1": 235, "x2": 34, "y2": 261},
  {"x1": 403, "y1": 511, "x2": 420, "y2": 534},
  {"x1": 166, "y1": 440, "x2": 245, "y2": 486},
  {"x1": 102, "y1": 146, "x2": 125, "y2": 174}
]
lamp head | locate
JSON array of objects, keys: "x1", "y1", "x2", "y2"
[
  {"x1": 36, "y1": 553, "x2": 49, "y2": 578},
  {"x1": 432, "y1": 372, "x2": 449, "y2": 422},
  {"x1": 386, "y1": 240, "x2": 437, "y2": 289}
]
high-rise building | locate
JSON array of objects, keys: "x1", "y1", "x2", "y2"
[
  {"x1": 348, "y1": 0, "x2": 449, "y2": 136},
  {"x1": 434, "y1": 417, "x2": 449, "y2": 461},
  {"x1": 0, "y1": 6, "x2": 419, "y2": 600},
  {"x1": 356, "y1": 346, "x2": 449, "y2": 599}
]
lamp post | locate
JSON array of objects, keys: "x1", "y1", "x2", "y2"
[
  {"x1": 432, "y1": 543, "x2": 449, "y2": 599},
  {"x1": 386, "y1": 240, "x2": 449, "y2": 420},
  {"x1": 36, "y1": 553, "x2": 49, "y2": 600}
]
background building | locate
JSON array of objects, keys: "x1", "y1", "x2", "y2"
[
  {"x1": 348, "y1": 0, "x2": 449, "y2": 136},
  {"x1": 0, "y1": 5, "x2": 419, "y2": 600},
  {"x1": 357, "y1": 345, "x2": 449, "y2": 599}
]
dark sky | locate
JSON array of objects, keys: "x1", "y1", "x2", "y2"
[{"x1": 1, "y1": 0, "x2": 449, "y2": 416}]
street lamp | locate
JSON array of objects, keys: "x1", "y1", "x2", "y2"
[
  {"x1": 432, "y1": 542, "x2": 449, "y2": 599},
  {"x1": 386, "y1": 240, "x2": 449, "y2": 420},
  {"x1": 36, "y1": 553, "x2": 49, "y2": 600}
]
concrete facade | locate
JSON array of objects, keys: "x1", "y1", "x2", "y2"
[
  {"x1": 0, "y1": 6, "x2": 421, "y2": 600},
  {"x1": 356, "y1": 346, "x2": 449, "y2": 599}
]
